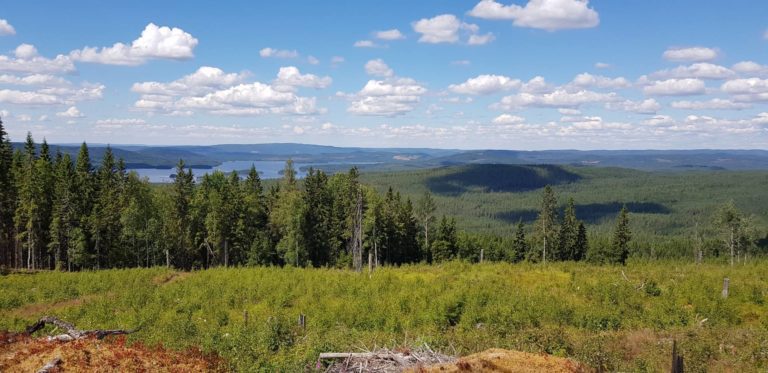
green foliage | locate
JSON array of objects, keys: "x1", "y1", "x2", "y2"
[{"x1": 1, "y1": 262, "x2": 767, "y2": 371}]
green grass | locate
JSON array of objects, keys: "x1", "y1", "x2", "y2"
[
  {"x1": 361, "y1": 165, "x2": 768, "y2": 243},
  {"x1": 2, "y1": 262, "x2": 767, "y2": 371}
]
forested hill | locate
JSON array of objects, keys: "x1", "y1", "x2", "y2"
[
  {"x1": 361, "y1": 164, "x2": 768, "y2": 257},
  {"x1": 10, "y1": 142, "x2": 768, "y2": 171}
]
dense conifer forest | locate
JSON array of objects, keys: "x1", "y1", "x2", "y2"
[{"x1": 0, "y1": 120, "x2": 765, "y2": 272}]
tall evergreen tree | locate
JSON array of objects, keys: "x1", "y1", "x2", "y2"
[
  {"x1": 535, "y1": 185, "x2": 558, "y2": 264},
  {"x1": 611, "y1": 205, "x2": 632, "y2": 265},
  {"x1": 91, "y1": 147, "x2": 124, "y2": 268},
  {"x1": 556, "y1": 197, "x2": 579, "y2": 261},
  {"x1": 243, "y1": 166, "x2": 274, "y2": 265},
  {"x1": 574, "y1": 222, "x2": 588, "y2": 261},
  {"x1": 170, "y1": 160, "x2": 195, "y2": 268},
  {"x1": 431, "y1": 215, "x2": 457, "y2": 262},
  {"x1": 15, "y1": 133, "x2": 42, "y2": 269},
  {"x1": 71, "y1": 143, "x2": 95, "y2": 268},
  {"x1": 510, "y1": 220, "x2": 528, "y2": 263},
  {"x1": 49, "y1": 151, "x2": 76, "y2": 270},
  {"x1": 302, "y1": 168, "x2": 332, "y2": 267},
  {"x1": 35, "y1": 140, "x2": 54, "y2": 268},
  {"x1": 0, "y1": 117, "x2": 16, "y2": 268}
]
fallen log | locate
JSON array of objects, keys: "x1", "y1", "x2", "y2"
[{"x1": 26, "y1": 316, "x2": 139, "y2": 341}]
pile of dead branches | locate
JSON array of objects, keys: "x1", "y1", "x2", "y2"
[{"x1": 319, "y1": 344, "x2": 455, "y2": 372}]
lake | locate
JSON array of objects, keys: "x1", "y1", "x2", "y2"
[{"x1": 129, "y1": 160, "x2": 375, "y2": 183}]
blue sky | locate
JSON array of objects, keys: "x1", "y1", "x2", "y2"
[{"x1": 1, "y1": 0, "x2": 768, "y2": 149}]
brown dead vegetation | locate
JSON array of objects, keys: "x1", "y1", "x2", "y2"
[
  {"x1": 0, "y1": 332, "x2": 223, "y2": 372},
  {"x1": 416, "y1": 348, "x2": 588, "y2": 373}
]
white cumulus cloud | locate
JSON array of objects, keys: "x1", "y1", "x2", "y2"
[
  {"x1": 348, "y1": 78, "x2": 427, "y2": 116},
  {"x1": 662, "y1": 47, "x2": 718, "y2": 62},
  {"x1": 492, "y1": 114, "x2": 525, "y2": 124},
  {"x1": 0, "y1": 19, "x2": 15, "y2": 36},
  {"x1": 468, "y1": 0, "x2": 599, "y2": 31},
  {"x1": 670, "y1": 99, "x2": 750, "y2": 110},
  {"x1": 605, "y1": 99, "x2": 661, "y2": 114},
  {"x1": 274, "y1": 66, "x2": 332, "y2": 89},
  {"x1": 642, "y1": 78, "x2": 706, "y2": 96},
  {"x1": 56, "y1": 106, "x2": 84, "y2": 118},
  {"x1": 449, "y1": 74, "x2": 521, "y2": 95},
  {"x1": 375, "y1": 29, "x2": 405, "y2": 40},
  {"x1": 365, "y1": 59, "x2": 394, "y2": 77},
  {"x1": 260, "y1": 47, "x2": 299, "y2": 58},
  {"x1": 70, "y1": 23, "x2": 198, "y2": 65}
]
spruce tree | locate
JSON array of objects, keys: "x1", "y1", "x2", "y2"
[
  {"x1": 510, "y1": 220, "x2": 528, "y2": 262},
  {"x1": 302, "y1": 168, "x2": 332, "y2": 267},
  {"x1": 611, "y1": 205, "x2": 631, "y2": 265},
  {"x1": 171, "y1": 159, "x2": 195, "y2": 268},
  {"x1": 556, "y1": 197, "x2": 579, "y2": 261},
  {"x1": 574, "y1": 222, "x2": 588, "y2": 261},
  {"x1": 35, "y1": 140, "x2": 54, "y2": 268},
  {"x1": 0, "y1": 117, "x2": 16, "y2": 267},
  {"x1": 49, "y1": 151, "x2": 75, "y2": 270},
  {"x1": 71, "y1": 142, "x2": 95, "y2": 268},
  {"x1": 15, "y1": 133, "x2": 41, "y2": 269}
]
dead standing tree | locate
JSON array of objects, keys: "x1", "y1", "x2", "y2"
[{"x1": 351, "y1": 190, "x2": 363, "y2": 272}]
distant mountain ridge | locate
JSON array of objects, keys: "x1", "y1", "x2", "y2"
[{"x1": 11, "y1": 142, "x2": 768, "y2": 171}]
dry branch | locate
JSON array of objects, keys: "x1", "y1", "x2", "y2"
[
  {"x1": 36, "y1": 357, "x2": 62, "y2": 373},
  {"x1": 320, "y1": 346, "x2": 455, "y2": 372},
  {"x1": 26, "y1": 316, "x2": 139, "y2": 341}
]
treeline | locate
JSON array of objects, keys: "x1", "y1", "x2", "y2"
[
  {"x1": 0, "y1": 129, "x2": 427, "y2": 270},
  {"x1": 0, "y1": 121, "x2": 762, "y2": 271}
]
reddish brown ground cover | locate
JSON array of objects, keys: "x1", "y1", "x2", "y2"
[{"x1": 0, "y1": 332, "x2": 224, "y2": 372}]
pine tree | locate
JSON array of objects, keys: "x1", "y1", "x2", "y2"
[
  {"x1": 510, "y1": 220, "x2": 528, "y2": 262},
  {"x1": 535, "y1": 185, "x2": 558, "y2": 264},
  {"x1": 556, "y1": 197, "x2": 579, "y2": 261},
  {"x1": 611, "y1": 205, "x2": 631, "y2": 265}
]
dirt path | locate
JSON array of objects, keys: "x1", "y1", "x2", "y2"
[{"x1": 7, "y1": 293, "x2": 107, "y2": 319}]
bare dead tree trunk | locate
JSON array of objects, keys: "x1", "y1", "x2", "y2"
[
  {"x1": 352, "y1": 191, "x2": 363, "y2": 272},
  {"x1": 730, "y1": 228, "x2": 735, "y2": 266},
  {"x1": 542, "y1": 226, "x2": 547, "y2": 265}
]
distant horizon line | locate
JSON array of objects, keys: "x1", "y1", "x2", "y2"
[{"x1": 9, "y1": 141, "x2": 768, "y2": 153}]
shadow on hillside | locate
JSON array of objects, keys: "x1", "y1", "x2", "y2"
[
  {"x1": 494, "y1": 202, "x2": 671, "y2": 224},
  {"x1": 426, "y1": 164, "x2": 581, "y2": 196}
]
